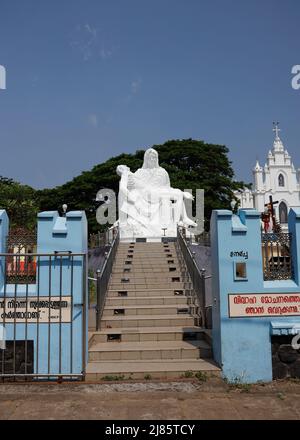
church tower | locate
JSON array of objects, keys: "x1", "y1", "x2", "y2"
[
  {"x1": 252, "y1": 160, "x2": 265, "y2": 212},
  {"x1": 234, "y1": 123, "x2": 300, "y2": 229}
]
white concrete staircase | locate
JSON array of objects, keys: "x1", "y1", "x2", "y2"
[{"x1": 86, "y1": 242, "x2": 219, "y2": 380}]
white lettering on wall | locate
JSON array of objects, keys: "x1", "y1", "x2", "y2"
[{"x1": 291, "y1": 65, "x2": 300, "y2": 90}]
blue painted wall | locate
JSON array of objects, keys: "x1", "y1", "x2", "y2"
[
  {"x1": 0, "y1": 210, "x2": 88, "y2": 378},
  {"x1": 211, "y1": 208, "x2": 300, "y2": 383}
]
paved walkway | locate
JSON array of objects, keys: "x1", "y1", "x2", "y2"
[{"x1": 1, "y1": 377, "x2": 300, "y2": 420}]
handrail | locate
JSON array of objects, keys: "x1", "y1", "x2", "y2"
[
  {"x1": 96, "y1": 227, "x2": 119, "y2": 330},
  {"x1": 177, "y1": 226, "x2": 207, "y2": 328}
]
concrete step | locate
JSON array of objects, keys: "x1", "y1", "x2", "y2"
[
  {"x1": 116, "y1": 251, "x2": 178, "y2": 254},
  {"x1": 119, "y1": 241, "x2": 175, "y2": 249},
  {"x1": 114, "y1": 258, "x2": 180, "y2": 271},
  {"x1": 109, "y1": 277, "x2": 186, "y2": 285},
  {"x1": 117, "y1": 249, "x2": 175, "y2": 253},
  {"x1": 88, "y1": 340, "x2": 211, "y2": 362},
  {"x1": 100, "y1": 314, "x2": 195, "y2": 329},
  {"x1": 107, "y1": 288, "x2": 190, "y2": 297},
  {"x1": 109, "y1": 282, "x2": 189, "y2": 290},
  {"x1": 111, "y1": 272, "x2": 189, "y2": 278},
  {"x1": 113, "y1": 266, "x2": 181, "y2": 272},
  {"x1": 86, "y1": 359, "x2": 220, "y2": 380},
  {"x1": 116, "y1": 251, "x2": 176, "y2": 256},
  {"x1": 89, "y1": 326, "x2": 205, "y2": 344},
  {"x1": 116, "y1": 252, "x2": 176, "y2": 256},
  {"x1": 115, "y1": 253, "x2": 176, "y2": 265},
  {"x1": 112, "y1": 268, "x2": 181, "y2": 274},
  {"x1": 116, "y1": 248, "x2": 176, "y2": 251},
  {"x1": 114, "y1": 256, "x2": 179, "y2": 262},
  {"x1": 102, "y1": 304, "x2": 190, "y2": 317},
  {"x1": 105, "y1": 295, "x2": 188, "y2": 306}
]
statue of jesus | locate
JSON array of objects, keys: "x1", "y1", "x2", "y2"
[{"x1": 116, "y1": 148, "x2": 197, "y2": 240}]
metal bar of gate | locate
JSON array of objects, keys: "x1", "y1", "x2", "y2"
[
  {"x1": 59, "y1": 255, "x2": 63, "y2": 375},
  {"x1": 70, "y1": 255, "x2": 74, "y2": 375},
  {"x1": 262, "y1": 233, "x2": 293, "y2": 281},
  {"x1": 47, "y1": 255, "x2": 52, "y2": 377},
  {"x1": 13, "y1": 255, "x2": 17, "y2": 377},
  {"x1": 1, "y1": 256, "x2": 7, "y2": 377},
  {"x1": 82, "y1": 253, "x2": 87, "y2": 379},
  {"x1": 25, "y1": 257, "x2": 29, "y2": 377},
  {"x1": 36, "y1": 255, "x2": 40, "y2": 375},
  {"x1": 0, "y1": 252, "x2": 87, "y2": 381}
]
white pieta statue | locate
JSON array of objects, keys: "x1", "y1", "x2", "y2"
[{"x1": 115, "y1": 148, "x2": 197, "y2": 241}]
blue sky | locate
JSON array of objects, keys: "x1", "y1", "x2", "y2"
[{"x1": 0, "y1": 0, "x2": 299, "y2": 188}]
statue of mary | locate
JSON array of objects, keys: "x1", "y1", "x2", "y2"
[{"x1": 116, "y1": 148, "x2": 197, "y2": 241}]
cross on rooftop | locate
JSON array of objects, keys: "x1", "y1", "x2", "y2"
[{"x1": 273, "y1": 121, "x2": 281, "y2": 139}]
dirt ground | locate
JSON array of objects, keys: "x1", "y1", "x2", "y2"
[{"x1": 1, "y1": 376, "x2": 300, "y2": 420}]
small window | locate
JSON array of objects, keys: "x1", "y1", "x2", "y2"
[
  {"x1": 234, "y1": 262, "x2": 247, "y2": 281},
  {"x1": 278, "y1": 174, "x2": 285, "y2": 187}
]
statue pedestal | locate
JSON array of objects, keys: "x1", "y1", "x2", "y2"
[{"x1": 119, "y1": 223, "x2": 178, "y2": 243}]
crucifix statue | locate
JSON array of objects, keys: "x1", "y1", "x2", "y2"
[{"x1": 261, "y1": 195, "x2": 279, "y2": 233}]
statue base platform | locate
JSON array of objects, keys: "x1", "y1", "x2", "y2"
[
  {"x1": 119, "y1": 225, "x2": 195, "y2": 243},
  {"x1": 119, "y1": 224, "x2": 178, "y2": 242}
]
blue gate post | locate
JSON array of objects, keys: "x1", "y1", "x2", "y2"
[
  {"x1": 211, "y1": 208, "x2": 300, "y2": 384},
  {"x1": 37, "y1": 210, "x2": 88, "y2": 377}
]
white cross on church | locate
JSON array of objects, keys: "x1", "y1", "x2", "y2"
[{"x1": 273, "y1": 121, "x2": 281, "y2": 138}]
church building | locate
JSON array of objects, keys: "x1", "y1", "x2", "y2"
[{"x1": 234, "y1": 124, "x2": 300, "y2": 229}]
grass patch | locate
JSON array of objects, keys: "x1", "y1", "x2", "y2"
[
  {"x1": 181, "y1": 371, "x2": 194, "y2": 379},
  {"x1": 223, "y1": 376, "x2": 252, "y2": 392},
  {"x1": 101, "y1": 375, "x2": 125, "y2": 381},
  {"x1": 195, "y1": 371, "x2": 208, "y2": 382}
]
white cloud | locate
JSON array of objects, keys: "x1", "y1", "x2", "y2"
[
  {"x1": 88, "y1": 114, "x2": 98, "y2": 128},
  {"x1": 99, "y1": 47, "x2": 113, "y2": 60},
  {"x1": 84, "y1": 23, "x2": 97, "y2": 39},
  {"x1": 70, "y1": 23, "x2": 116, "y2": 62},
  {"x1": 131, "y1": 78, "x2": 142, "y2": 94}
]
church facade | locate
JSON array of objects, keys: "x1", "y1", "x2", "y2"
[{"x1": 234, "y1": 125, "x2": 300, "y2": 229}]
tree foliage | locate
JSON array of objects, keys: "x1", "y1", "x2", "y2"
[
  {"x1": 0, "y1": 177, "x2": 39, "y2": 229},
  {"x1": 0, "y1": 139, "x2": 246, "y2": 233},
  {"x1": 37, "y1": 139, "x2": 246, "y2": 232}
]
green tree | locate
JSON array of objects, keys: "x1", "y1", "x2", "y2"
[
  {"x1": 37, "y1": 139, "x2": 246, "y2": 233},
  {"x1": 0, "y1": 177, "x2": 39, "y2": 230}
]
